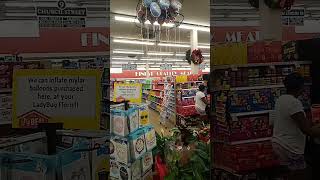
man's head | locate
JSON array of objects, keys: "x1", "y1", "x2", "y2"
[
  {"x1": 199, "y1": 84, "x2": 206, "y2": 92},
  {"x1": 284, "y1": 72, "x2": 305, "y2": 97}
]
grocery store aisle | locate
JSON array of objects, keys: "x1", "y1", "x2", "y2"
[{"x1": 149, "y1": 109, "x2": 173, "y2": 137}]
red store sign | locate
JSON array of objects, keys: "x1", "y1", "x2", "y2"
[
  {"x1": 211, "y1": 27, "x2": 320, "y2": 43},
  {"x1": 0, "y1": 28, "x2": 110, "y2": 54},
  {"x1": 111, "y1": 70, "x2": 205, "y2": 79}
]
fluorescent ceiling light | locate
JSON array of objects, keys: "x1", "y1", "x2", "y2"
[
  {"x1": 140, "y1": 58, "x2": 163, "y2": 61},
  {"x1": 147, "y1": 52, "x2": 174, "y2": 56},
  {"x1": 115, "y1": 15, "x2": 209, "y2": 32},
  {"x1": 175, "y1": 53, "x2": 185, "y2": 57},
  {"x1": 113, "y1": 39, "x2": 154, "y2": 45},
  {"x1": 158, "y1": 43, "x2": 190, "y2": 48},
  {"x1": 112, "y1": 57, "x2": 138, "y2": 60},
  {"x1": 115, "y1": 15, "x2": 173, "y2": 27},
  {"x1": 179, "y1": 24, "x2": 210, "y2": 32},
  {"x1": 203, "y1": 54, "x2": 210, "y2": 57},
  {"x1": 113, "y1": 50, "x2": 144, "y2": 55},
  {"x1": 198, "y1": 45, "x2": 210, "y2": 49}
]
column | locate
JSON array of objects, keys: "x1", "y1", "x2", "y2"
[
  {"x1": 259, "y1": 0, "x2": 282, "y2": 41},
  {"x1": 190, "y1": 29, "x2": 199, "y2": 74}
]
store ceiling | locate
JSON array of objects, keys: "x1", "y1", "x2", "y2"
[{"x1": 110, "y1": 0, "x2": 210, "y2": 69}]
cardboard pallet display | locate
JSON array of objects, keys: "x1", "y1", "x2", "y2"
[
  {"x1": 110, "y1": 103, "x2": 156, "y2": 180},
  {"x1": 0, "y1": 131, "x2": 109, "y2": 180}
]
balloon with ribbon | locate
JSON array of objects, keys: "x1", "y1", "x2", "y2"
[
  {"x1": 171, "y1": 0, "x2": 182, "y2": 11},
  {"x1": 143, "y1": 0, "x2": 153, "y2": 7},
  {"x1": 158, "y1": 0, "x2": 170, "y2": 10},
  {"x1": 137, "y1": 5, "x2": 147, "y2": 23},
  {"x1": 150, "y1": 2, "x2": 162, "y2": 17}
]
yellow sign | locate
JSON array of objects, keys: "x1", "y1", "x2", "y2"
[
  {"x1": 113, "y1": 83, "x2": 142, "y2": 104},
  {"x1": 12, "y1": 69, "x2": 102, "y2": 130}
]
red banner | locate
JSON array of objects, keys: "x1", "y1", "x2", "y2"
[
  {"x1": 111, "y1": 70, "x2": 206, "y2": 79},
  {"x1": 211, "y1": 27, "x2": 320, "y2": 43},
  {"x1": 0, "y1": 28, "x2": 109, "y2": 54}
]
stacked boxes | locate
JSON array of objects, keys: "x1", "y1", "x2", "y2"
[{"x1": 110, "y1": 105, "x2": 156, "y2": 180}]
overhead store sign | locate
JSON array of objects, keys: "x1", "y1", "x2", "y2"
[
  {"x1": 0, "y1": 28, "x2": 109, "y2": 54},
  {"x1": 113, "y1": 83, "x2": 142, "y2": 104},
  {"x1": 282, "y1": 9, "x2": 305, "y2": 26},
  {"x1": 37, "y1": 0, "x2": 87, "y2": 28},
  {"x1": 211, "y1": 27, "x2": 320, "y2": 43},
  {"x1": 122, "y1": 64, "x2": 137, "y2": 70},
  {"x1": 111, "y1": 70, "x2": 204, "y2": 79},
  {"x1": 160, "y1": 64, "x2": 172, "y2": 70},
  {"x1": 12, "y1": 69, "x2": 101, "y2": 130}
]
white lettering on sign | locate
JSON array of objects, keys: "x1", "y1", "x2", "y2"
[
  {"x1": 224, "y1": 31, "x2": 260, "y2": 42},
  {"x1": 81, "y1": 33, "x2": 110, "y2": 47}
]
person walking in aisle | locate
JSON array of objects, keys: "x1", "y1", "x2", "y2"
[
  {"x1": 272, "y1": 72, "x2": 320, "y2": 180},
  {"x1": 195, "y1": 84, "x2": 209, "y2": 116}
]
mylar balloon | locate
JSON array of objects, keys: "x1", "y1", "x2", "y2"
[
  {"x1": 137, "y1": 7, "x2": 147, "y2": 23},
  {"x1": 170, "y1": 0, "x2": 182, "y2": 10},
  {"x1": 158, "y1": 11, "x2": 166, "y2": 25},
  {"x1": 147, "y1": 12, "x2": 156, "y2": 24},
  {"x1": 158, "y1": 0, "x2": 170, "y2": 10},
  {"x1": 143, "y1": 0, "x2": 153, "y2": 7},
  {"x1": 150, "y1": 2, "x2": 161, "y2": 17}
]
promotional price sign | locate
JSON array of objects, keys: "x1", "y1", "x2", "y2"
[
  {"x1": 113, "y1": 83, "x2": 142, "y2": 104},
  {"x1": 282, "y1": 9, "x2": 305, "y2": 26},
  {"x1": 12, "y1": 69, "x2": 102, "y2": 130}
]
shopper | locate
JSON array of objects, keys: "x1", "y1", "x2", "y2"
[
  {"x1": 195, "y1": 85, "x2": 209, "y2": 116},
  {"x1": 272, "y1": 72, "x2": 320, "y2": 180}
]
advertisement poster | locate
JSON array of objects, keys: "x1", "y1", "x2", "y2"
[
  {"x1": 12, "y1": 69, "x2": 101, "y2": 130},
  {"x1": 113, "y1": 83, "x2": 142, "y2": 104}
]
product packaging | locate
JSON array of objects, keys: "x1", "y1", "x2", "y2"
[
  {"x1": 111, "y1": 110, "x2": 129, "y2": 137},
  {"x1": 141, "y1": 151, "x2": 153, "y2": 175},
  {"x1": 129, "y1": 129, "x2": 146, "y2": 160},
  {"x1": 59, "y1": 142, "x2": 91, "y2": 180},
  {"x1": 142, "y1": 169, "x2": 153, "y2": 180},
  {"x1": 110, "y1": 136, "x2": 130, "y2": 165},
  {"x1": 138, "y1": 104, "x2": 150, "y2": 127},
  {"x1": 91, "y1": 137, "x2": 109, "y2": 180},
  {"x1": 127, "y1": 107, "x2": 140, "y2": 133},
  {"x1": 143, "y1": 126, "x2": 157, "y2": 151}
]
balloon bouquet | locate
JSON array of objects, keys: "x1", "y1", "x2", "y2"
[{"x1": 137, "y1": 0, "x2": 183, "y2": 26}]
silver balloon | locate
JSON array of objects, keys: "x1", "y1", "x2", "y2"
[
  {"x1": 150, "y1": 2, "x2": 161, "y2": 17},
  {"x1": 158, "y1": 0, "x2": 170, "y2": 9},
  {"x1": 143, "y1": 0, "x2": 153, "y2": 7},
  {"x1": 170, "y1": 0, "x2": 182, "y2": 10}
]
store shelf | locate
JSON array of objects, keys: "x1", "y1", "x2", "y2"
[
  {"x1": 176, "y1": 88, "x2": 198, "y2": 91},
  {"x1": 148, "y1": 100, "x2": 162, "y2": 106},
  {"x1": 176, "y1": 81, "x2": 204, "y2": 84},
  {"x1": 230, "y1": 84, "x2": 284, "y2": 91},
  {"x1": 149, "y1": 105, "x2": 161, "y2": 113},
  {"x1": 150, "y1": 94, "x2": 163, "y2": 99},
  {"x1": 181, "y1": 96, "x2": 195, "y2": 99},
  {"x1": 0, "y1": 121, "x2": 11, "y2": 125},
  {"x1": 231, "y1": 110, "x2": 273, "y2": 117},
  {"x1": 0, "y1": 89, "x2": 12, "y2": 93},
  {"x1": 177, "y1": 105, "x2": 195, "y2": 107},
  {"x1": 212, "y1": 61, "x2": 312, "y2": 70},
  {"x1": 152, "y1": 89, "x2": 163, "y2": 91},
  {"x1": 230, "y1": 137, "x2": 272, "y2": 145}
]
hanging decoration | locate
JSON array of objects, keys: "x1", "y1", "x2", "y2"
[
  {"x1": 136, "y1": 0, "x2": 184, "y2": 28},
  {"x1": 185, "y1": 49, "x2": 204, "y2": 65},
  {"x1": 248, "y1": 0, "x2": 295, "y2": 9}
]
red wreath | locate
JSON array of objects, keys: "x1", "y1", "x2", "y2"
[{"x1": 191, "y1": 49, "x2": 204, "y2": 65}]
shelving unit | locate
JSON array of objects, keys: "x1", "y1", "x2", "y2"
[{"x1": 212, "y1": 41, "x2": 312, "y2": 176}]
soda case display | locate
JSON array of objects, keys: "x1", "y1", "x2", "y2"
[
  {"x1": 111, "y1": 108, "x2": 139, "y2": 137},
  {"x1": 109, "y1": 159, "x2": 141, "y2": 180},
  {"x1": 110, "y1": 105, "x2": 156, "y2": 179}
]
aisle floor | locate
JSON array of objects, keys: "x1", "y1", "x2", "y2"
[{"x1": 149, "y1": 109, "x2": 175, "y2": 137}]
